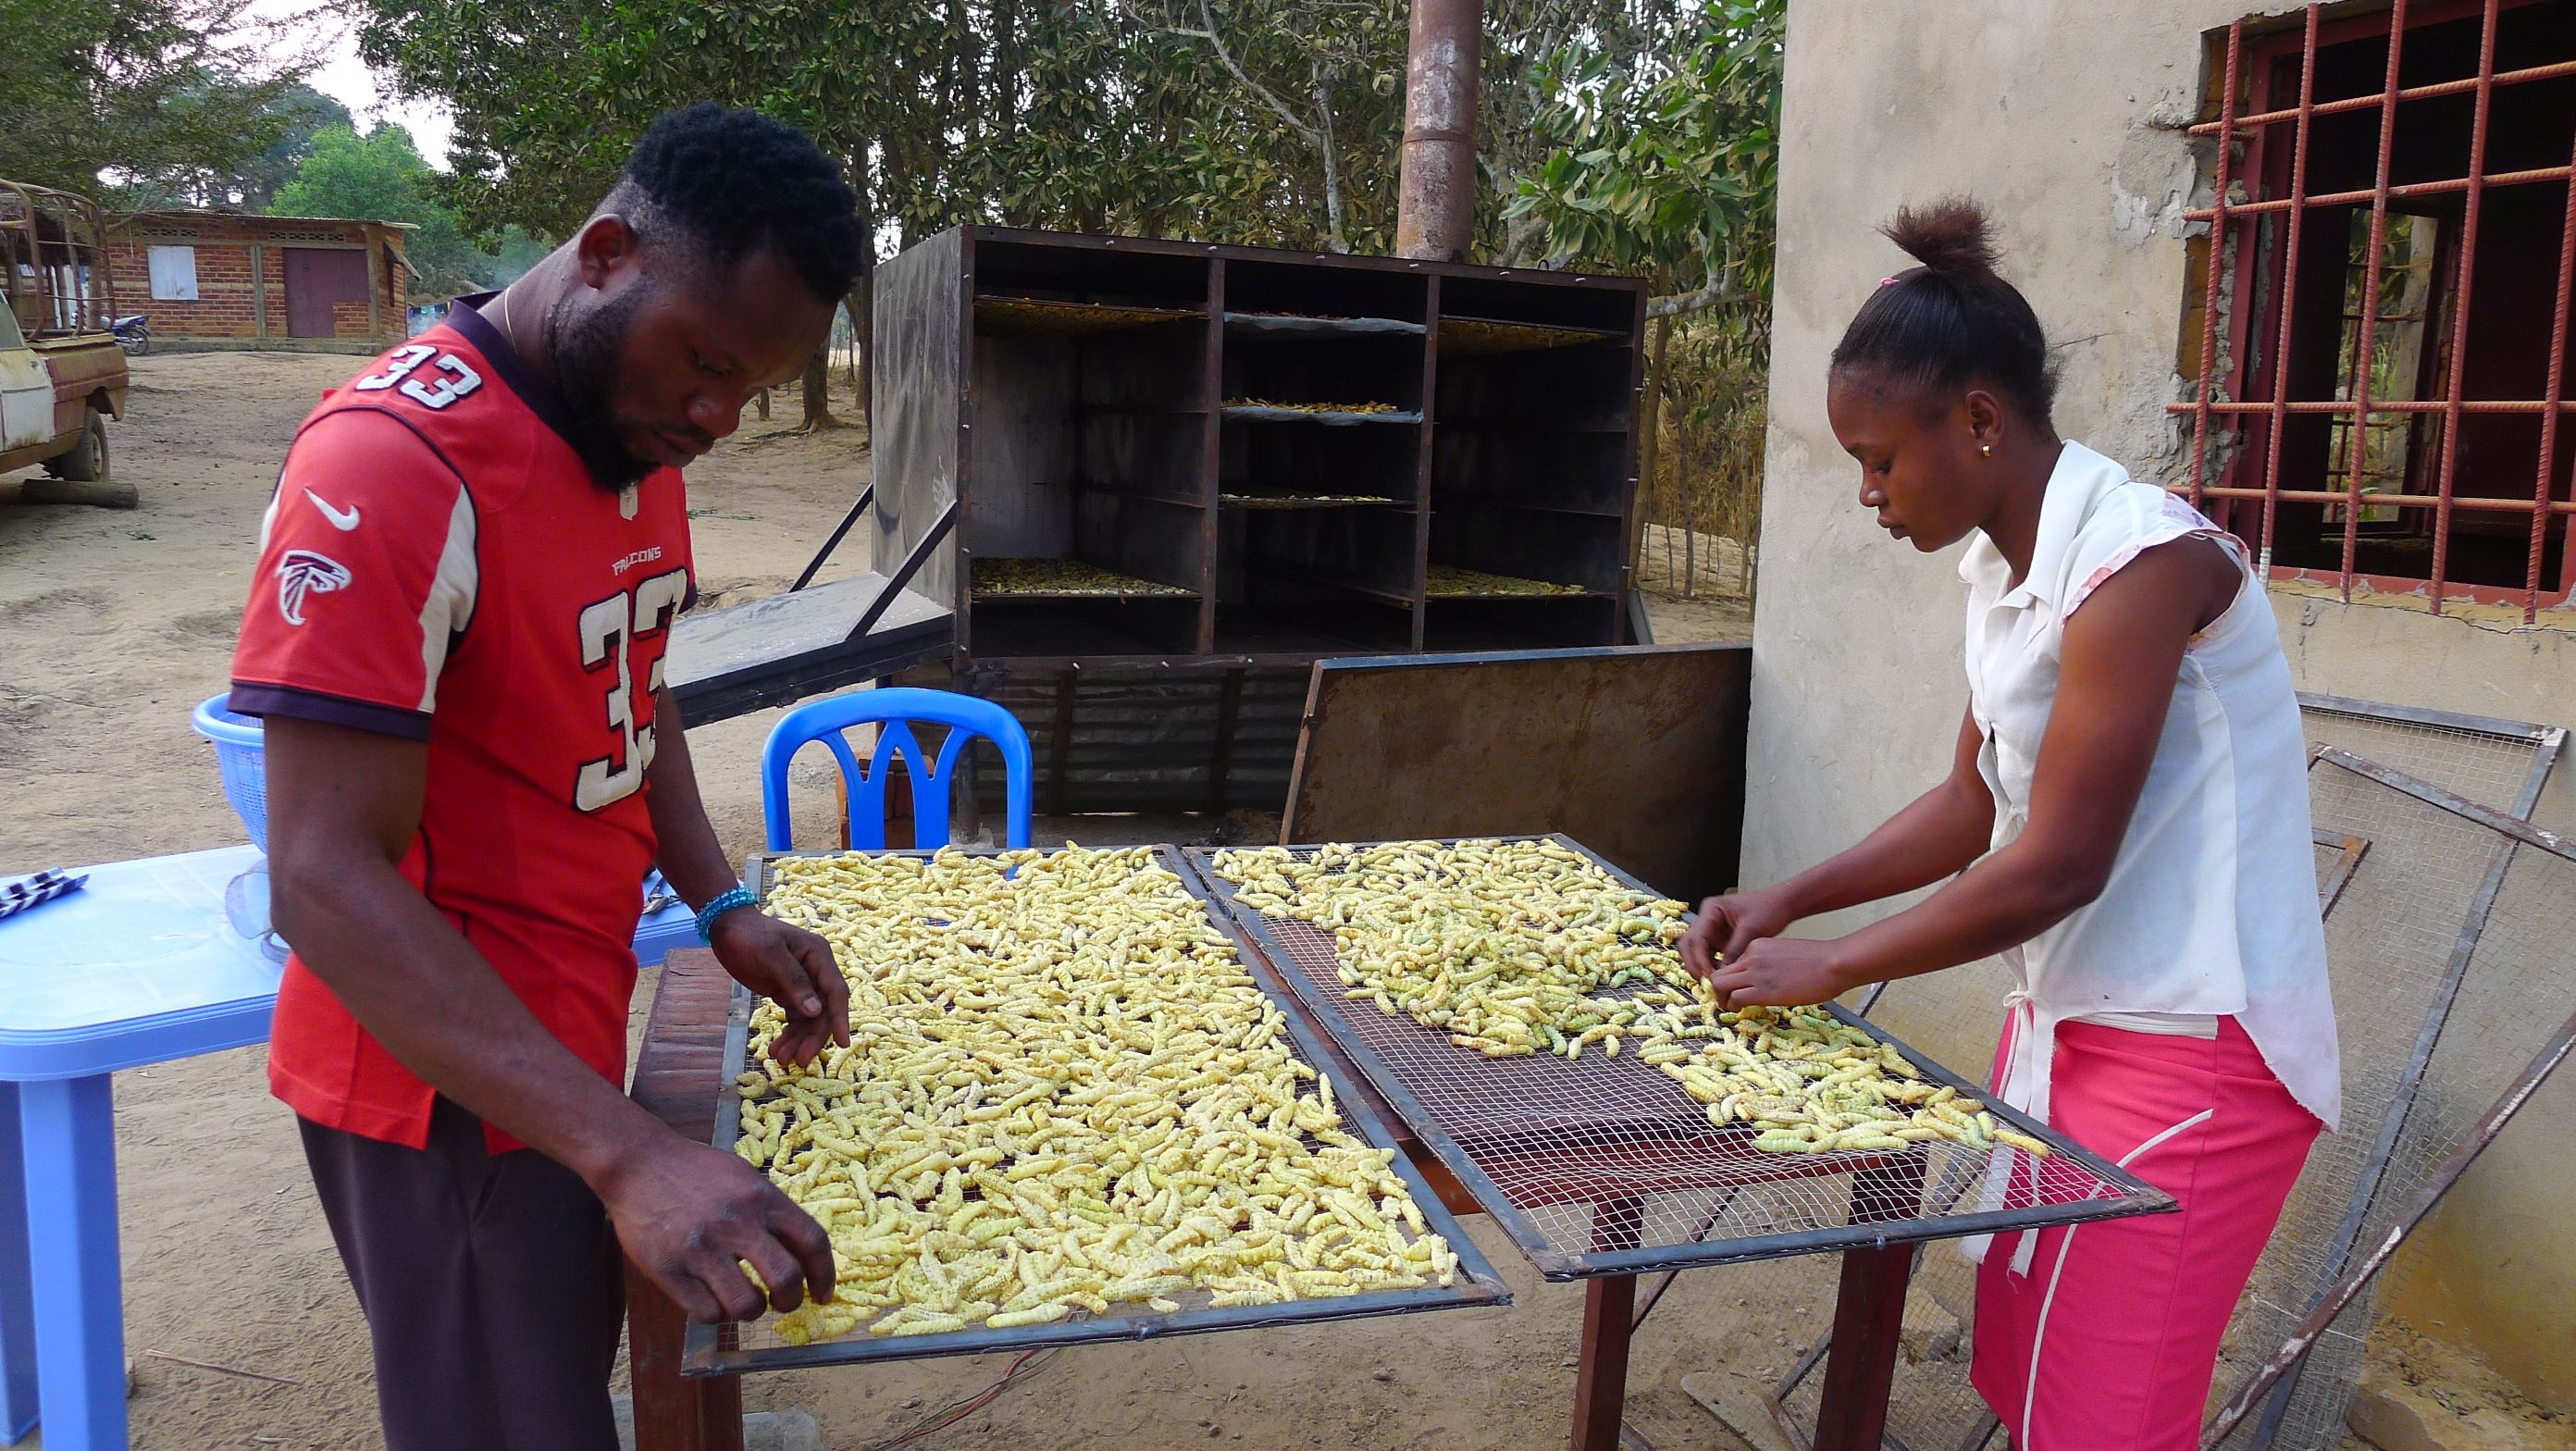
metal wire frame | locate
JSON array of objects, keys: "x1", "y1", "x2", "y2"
[
  {"x1": 2169, "y1": 0, "x2": 2576, "y2": 618},
  {"x1": 2201, "y1": 750, "x2": 2576, "y2": 1448},
  {"x1": 678, "y1": 844, "x2": 1511, "y2": 1378},
  {"x1": 1767, "y1": 692, "x2": 2560, "y2": 1451},
  {"x1": 0, "y1": 180, "x2": 116, "y2": 339},
  {"x1": 1752, "y1": 819, "x2": 2371, "y2": 1451},
  {"x1": 1189, "y1": 837, "x2": 2171, "y2": 1284},
  {"x1": 2229, "y1": 743, "x2": 2561, "y2": 1445}
]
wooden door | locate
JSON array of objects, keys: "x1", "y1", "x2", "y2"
[{"x1": 282, "y1": 247, "x2": 369, "y2": 338}]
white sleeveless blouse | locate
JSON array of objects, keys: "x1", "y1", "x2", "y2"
[{"x1": 1957, "y1": 442, "x2": 2341, "y2": 1142}]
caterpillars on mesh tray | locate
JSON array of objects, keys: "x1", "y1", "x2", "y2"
[
  {"x1": 738, "y1": 846, "x2": 1457, "y2": 1346},
  {"x1": 1209, "y1": 839, "x2": 2037, "y2": 1160}
]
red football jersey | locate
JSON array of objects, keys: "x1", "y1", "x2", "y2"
[{"x1": 230, "y1": 304, "x2": 694, "y2": 1151}]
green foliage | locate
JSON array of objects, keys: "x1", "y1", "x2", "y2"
[
  {"x1": 0, "y1": 0, "x2": 312, "y2": 198},
  {"x1": 235, "y1": 85, "x2": 357, "y2": 211},
  {"x1": 347, "y1": 0, "x2": 1702, "y2": 260},
  {"x1": 1506, "y1": 0, "x2": 1780, "y2": 308},
  {"x1": 273, "y1": 123, "x2": 530, "y2": 298},
  {"x1": 343, "y1": 0, "x2": 1785, "y2": 489},
  {"x1": 481, "y1": 225, "x2": 552, "y2": 287}
]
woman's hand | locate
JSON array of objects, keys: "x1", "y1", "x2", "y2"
[
  {"x1": 1702, "y1": 935, "x2": 1853, "y2": 1010},
  {"x1": 1678, "y1": 887, "x2": 1799, "y2": 984}
]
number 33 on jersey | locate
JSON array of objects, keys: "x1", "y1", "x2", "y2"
[
  {"x1": 354, "y1": 343, "x2": 484, "y2": 411},
  {"x1": 230, "y1": 315, "x2": 697, "y2": 846}
]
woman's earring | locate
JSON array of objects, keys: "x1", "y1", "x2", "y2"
[{"x1": 1979, "y1": 442, "x2": 1994, "y2": 457}]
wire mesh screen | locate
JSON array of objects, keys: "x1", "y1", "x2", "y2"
[
  {"x1": 681, "y1": 846, "x2": 1507, "y2": 1376},
  {"x1": 1192, "y1": 840, "x2": 2164, "y2": 1281},
  {"x1": 2211, "y1": 759, "x2": 2576, "y2": 1451},
  {"x1": 1757, "y1": 706, "x2": 2561, "y2": 1451},
  {"x1": 2294, "y1": 695, "x2": 2557, "y2": 815}
]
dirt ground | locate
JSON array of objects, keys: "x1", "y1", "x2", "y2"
[{"x1": 0, "y1": 351, "x2": 1793, "y2": 1451}]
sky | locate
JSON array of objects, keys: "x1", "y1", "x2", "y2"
[{"x1": 252, "y1": 0, "x2": 455, "y2": 167}]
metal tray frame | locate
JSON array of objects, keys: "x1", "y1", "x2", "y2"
[
  {"x1": 1187, "y1": 835, "x2": 2174, "y2": 1281},
  {"x1": 681, "y1": 845, "x2": 1511, "y2": 1377}
]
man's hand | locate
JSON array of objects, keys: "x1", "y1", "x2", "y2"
[
  {"x1": 710, "y1": 910, "x2": 850, "y2": 1068},
  {"x1": 1678, "y1": 887, "x2": 1798, "y2": 985},
  {"x1": 598, "y1": 1134, "x2": 836, "y2": 1321},
  {"x1": 1701, "y1": 935, "x2": 1853, "y2": 1011}
]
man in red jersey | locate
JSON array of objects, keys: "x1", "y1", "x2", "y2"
[{"x1": 229, "y1": 105, "x2": 861, "y2": 1449}]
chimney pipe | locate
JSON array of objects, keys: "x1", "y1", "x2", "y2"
[{"x1": 1393, "y1": 0, "x2": 1481, "y2": 262}]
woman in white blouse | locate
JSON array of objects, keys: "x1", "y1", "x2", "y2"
[{"x1": 1681, "y1": 199, "x2": 2338, "y2": 1450}]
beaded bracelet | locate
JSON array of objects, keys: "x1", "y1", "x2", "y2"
[{"x1": 694, "y1": 885, "x2": 759, "y2": 944}]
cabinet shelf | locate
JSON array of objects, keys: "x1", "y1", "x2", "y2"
[
  {"x1": 973, "y1": 295, "x2": 1204, "y2": 337},
  {"x1": 972, "y1": 559, "x2": 1200, "y2": 601},
  {"x1": 1437, "y1": 316, "x2": 1622, "y2": 357},
  {"x1": 1223, "y1": 403, "x2": 1422, "y2": 427},
  {"x1": 1249, "y1": 564, "x2": 1418, "y2": 611},
  {"x1": 1222, "y1": 491, "x2": 1408, "y2": 511},
  {"x1": 1223, "y1": 312, "x2": 1425, "y2": 341},
  {"x1": 1425, "y1": 564, "x2": 1596, "y2": 600}
]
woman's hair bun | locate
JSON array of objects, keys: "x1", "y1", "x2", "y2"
[
  {"x1": 1832, "y1": 195, "x2": 2057, "y2": 427},
  {"x1": 1882, "y1": 197, "x2": 2000, "y2": 280}
]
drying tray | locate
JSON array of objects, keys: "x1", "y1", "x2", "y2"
[
  {"x1": 1222, "y1": 403, "x2": 1423, "y2": 427},
  {"x1": 1187, "y1": 836, "x2": 2173, "y2": 1281},
  {"x1": 973, "y1": 295, "x2": 1204, "y2": 336},
  {"x1": 971, "y1": 559, "x2": 1198, "y2": 600},
  {"x1": 1436, "y1": 316, "x2": 1621, "y2": 357},
  {"x1": 680, "y1": 845, "x2": 1511, "y2": 1376},
  {"x1": 1424, "y1": 566, "x2": 1593, "y2": 600},
  {"x1": 1220, "y1": 491, "x2": 1404, "y2": 510},
  {"x1": 1222, "y1": 312, "x2": 1426, "y2": 340}
]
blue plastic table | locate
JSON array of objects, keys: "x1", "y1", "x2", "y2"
[{"x1": 0, "y1": 847, "x2": 700, "y2": 1449}]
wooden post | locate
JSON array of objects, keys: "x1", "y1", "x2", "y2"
[
  {"x1": 1810, "y1": 1244, "x2": 1914, "y2": 1451},
  {"x1": 1810, "y1": 1152, "x2": 1930, "y2": 1451},
  {"x1": 364, "y1": 232, "x2": 381, "y2": 341},
  {"x1": 248, "y1": 242, "x2": 266, "y2": 339},
  {"x1": 1572, "y1": 1275, "x2": 1638, "y2": 1451},
  {"x1": 1632, "y1": 316, "x2": 1672, "y2": 581},
  {"x1": 624, "y1": 949, "x2": 749, "y2": 1451},
  {"x1": 1569, "y1": 1197, "x2": 1645, "y2": 1451}
]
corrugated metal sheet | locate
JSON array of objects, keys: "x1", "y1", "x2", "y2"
[{"x1": 907, "y1": 663, "x2": 1312, "y2": 814}]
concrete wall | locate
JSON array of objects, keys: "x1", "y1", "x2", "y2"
[{"x1": 1752, "y1": 0, "x2": 2576, "y2": 1410}]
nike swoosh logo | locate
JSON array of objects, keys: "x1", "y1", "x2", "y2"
[{"x1": 305, "y1": 490, "x2": 361, "y2": 531}]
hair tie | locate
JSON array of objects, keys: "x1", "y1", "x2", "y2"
[{"x1": 1879, "y1": 277, "x2": 1899, "y2": 287}]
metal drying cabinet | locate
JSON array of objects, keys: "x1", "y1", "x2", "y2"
[{"x1": 869, "y1": 227, "x2": 1651, "y2": 813}]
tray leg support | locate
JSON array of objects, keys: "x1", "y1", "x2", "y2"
[
  {"x1": 0, "y1": 1082, "x2": 33, "y2": 1445},
  {"x1": 20, "y1": 1075, "x2": 123, "y2": 1451},
  {"x1": 1810, "y1": 1154, "x2": 1928, "y2": 1451},
  {"x1": 1571, "y1": 1197, "x2": 1645, "y2": 1451},
  {"x1": 625, "y1": 1260, "x2": 743, "y2": 1451}
]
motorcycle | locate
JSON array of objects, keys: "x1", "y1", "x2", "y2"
[{"x1": 109, "y1": 314, "x2": 151, "y2": 356}]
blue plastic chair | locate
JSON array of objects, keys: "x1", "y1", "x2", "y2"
[{"x1": 760, "y1": 688, "x2": 1034, "y2": 852}]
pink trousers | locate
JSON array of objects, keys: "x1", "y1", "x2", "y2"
[{"x1": 1970, "y1": 1018, "x2": 2322, "y2": 1450}]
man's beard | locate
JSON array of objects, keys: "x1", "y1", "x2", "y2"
[{"x1": 545, "y1": 285, "x2": 654, "y2": 491}]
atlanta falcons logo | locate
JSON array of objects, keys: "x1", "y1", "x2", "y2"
[{"x1": 275, "y1": 550, "x2": 353, "y2": 626}]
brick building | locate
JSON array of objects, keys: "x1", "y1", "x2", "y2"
[{"x1": 102, "y1": 211, "x2": 412, "y2": 352}]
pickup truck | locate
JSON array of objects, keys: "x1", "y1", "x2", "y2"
[{"x1": 2, "y1": 180, "x2": 130, "y2": 493}]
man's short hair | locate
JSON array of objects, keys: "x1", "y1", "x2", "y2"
[{"x1": 613, "y1": 104, "x2": 865, "y2": 303}]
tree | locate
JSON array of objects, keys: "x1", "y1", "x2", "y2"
[
  {"x1": 236, "y1": 85, "x2": 357, "y2": 211},
  {"x1": 274, "y1": 123, "x2": 483, "y2": 296},
  {"x1": 1505, "y1": 0, "x2": 1780, "y2": 316},
  {"x1": 1499, "y1": 1, "x2": 1782, "y2": 591},
  {"x1": 345, "y1": 0, "x2": 1741, "y2": 425},
  {"x1": 482, "y1": 225, "x2": 551, "y2": 287},
  {"x1": 0, "y1": 0, "x2": 313, "y2": 198}
]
